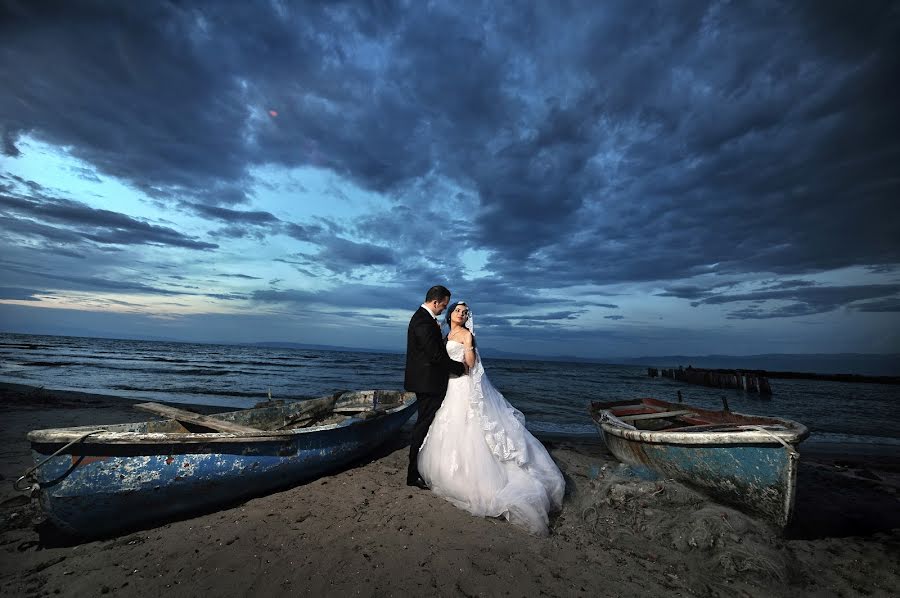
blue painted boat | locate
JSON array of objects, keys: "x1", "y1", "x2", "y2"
[
  {"x1": 589, "y1": 397, "x2": 809, "y2": 527},
  {"x1": 25, "y1": 390, "x2": 416, "y2": 537}
]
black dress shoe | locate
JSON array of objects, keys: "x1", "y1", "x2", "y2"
[{"x1": 406, "y1": 477, "x2": 429, "y2": 490}]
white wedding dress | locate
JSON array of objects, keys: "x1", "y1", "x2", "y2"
[{"x1": 417, "y1": 341, "x2": 565, "y2": 536}]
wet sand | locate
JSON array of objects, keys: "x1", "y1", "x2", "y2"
[{"x1": 1, "y1": 382, "x2": 898, "y2": 597}]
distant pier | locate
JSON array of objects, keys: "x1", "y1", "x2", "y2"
[
  {"x1": 648, "y1": 366, "x2": 900, "y2": 387},
  {"x1": 649, "y1": 366, "x2": 772, "y2": 395}
]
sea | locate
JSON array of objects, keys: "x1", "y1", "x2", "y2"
[{"x1": 1, "y1": 333, "x2": 898, "y2": 447}]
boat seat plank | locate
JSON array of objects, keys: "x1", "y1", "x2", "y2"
[
  {"x1": 618, "y1": 410, "x2": 695, "y2": 422},
  {"x1": 133, "y1": 402, "x2": 262, "y2": 434}
]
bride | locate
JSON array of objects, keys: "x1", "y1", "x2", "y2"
[{"x1": 417, "y1": 301, "x2": 565, "y2": 536}]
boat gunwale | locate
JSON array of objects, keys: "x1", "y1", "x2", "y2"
[{"x1": 26, "y1": 394, "x2": 417, "y2": 446}]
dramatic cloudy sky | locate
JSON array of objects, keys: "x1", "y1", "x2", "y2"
[{"x1": 1, "y1": 1, "x2": 898, "y2": 358}]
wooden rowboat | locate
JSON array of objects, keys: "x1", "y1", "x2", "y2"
[
  {"x1": 589, "y1": 397, "x2": 809, "y2": 527},
  {"x1": 25, "y1": 390, "x2": 415, "y2": 537}
]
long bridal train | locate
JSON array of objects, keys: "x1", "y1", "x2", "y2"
[{"x1": 418, "y1": 341, "x2": 565, "y2": 536}]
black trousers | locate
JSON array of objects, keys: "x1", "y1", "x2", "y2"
[{"x1": 407, "y1": 391, "x2": 444, "y2": 482}]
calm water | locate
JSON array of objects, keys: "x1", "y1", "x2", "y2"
[{"x1": 1, "y1": 333, "x2": 898, "y2": 445}]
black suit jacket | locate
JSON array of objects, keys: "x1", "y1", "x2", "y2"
[{"x1": 404, "y1": 306, "x2": 466, "y2": 393}]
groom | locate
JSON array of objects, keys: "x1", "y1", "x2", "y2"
[{"x1": 404, "y1": 285, "x2": 467, "y2": 489}]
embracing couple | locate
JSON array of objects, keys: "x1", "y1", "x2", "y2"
[{"x1": 404, "y1": 285, "x2": 565, "y2": 536}]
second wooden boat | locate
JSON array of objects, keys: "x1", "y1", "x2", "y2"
[
  {"x1": 24, "y1": 390, "x2": 416, "y2": 537},
  {"x1": 589, "y1": 397, "x2": 809, "y2": 527}
]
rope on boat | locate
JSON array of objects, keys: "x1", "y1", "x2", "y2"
[{"x1": 13, "y1": 430, "x2": 106, "y2": 493}]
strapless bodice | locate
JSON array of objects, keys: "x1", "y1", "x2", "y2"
[{"x1": 446, "y1": 339, "x2": 466, "y2": 361}]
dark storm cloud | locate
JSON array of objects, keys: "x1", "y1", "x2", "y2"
[
  {"x1": 191, "y1": 205, "x2": 343, "y2": 247},
  {"x1": 854, "y1": 298, "x2": 900, "y2": 313},
  {"x1": 190, "y1": 204, "x2": 280, "y2": 225},
  {"x1": 2, "y1": 124, "x2": 20, "y2": 156},
  {"x1": 217, "y1": 273, "x2": 262, "y2": 280},
  {"x1": 657, "y1": 285, "x2": 719, "y2": 301},
  {"x1": 525, "y1": 311, "x2": 585, "y2": 322},
  {"x1": 1, "y1": 260, "x2": 190, "y2": 296},
  {"x1": 1, "y1": 2, "x2": 253, "y2": 204},
  {"x1": 759, "y1": 280, "x2": 818, "y2": 291},
  {"x1": 204, "y1": 292, "x2": 250, "y2": 301},
  {"x1": 278, "y1": 237, "x2": 396, "y2": 277},
  {"x1": 1, "y1": 191, "x2": 217, "y2": 249},
  {"x1": 251, "y1": 284, "x2": 413, "y2": 311},
  {"x1": 334, "y1": 311, "x2": 394, "y2": 320},
  {"x1": 2, "y1": 0, "x2": 898, "y2": 309},
  {"x1": 659, "y1": 278, "x2": 816, "y2": 301},
  {"x1": 282, "y1": 222, "x2": 328, "y2": 242},
  {"x1": 694, "y1": 283, "x2": 900, "y2": 319},
  {"x1": 70, "y1": 166, "x2": 102, "y2": 183},
  {"x1": 0, "y1": 212, "x2": 88, "y2": 245},
  {"x1": 655, "y1": 278, "x2": 900, "y2": 319}
]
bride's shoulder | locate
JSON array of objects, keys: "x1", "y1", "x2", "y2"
[{"x1": 450, "y1": 328, "x2": 473, "y2": 344}]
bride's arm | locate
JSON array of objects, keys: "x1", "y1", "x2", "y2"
[{"x1": 462, "y1": 331, "x2": 476, "y2": 368}]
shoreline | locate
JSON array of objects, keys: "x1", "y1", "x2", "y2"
[{"x1": 1, "y1": 382, "x2": 898, "y2": 596}]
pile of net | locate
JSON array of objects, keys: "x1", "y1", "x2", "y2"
[{"x1": 556, "y1": 462, "x2": 802, "y2": 594}]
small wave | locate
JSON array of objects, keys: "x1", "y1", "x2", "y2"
[
  {"x1": 20, "y1": 361, "x2": 241, "y2": 376},
  {"x1": 212, "y1": 359, "x2": 306, "y2": 368},
  {"x1": 23, "y1": 352, "x2": 187, "y2": 365},
  {"x1": 110, "y1": 385, "x2": 292, "y2": 399},
  {"x1": 525, "y1": 420, "x2": 599, "y2": 436},
  {"x1": 0, "y1": 343, "x2": 51, "y2": 350},
  {"x1": 174, "y1": 368, "x2": 234, "y2": 376},
  {"x1": 493, "y1": 366, "x2": 546, "y2": 374},
  {"x1": 808, "y1": 432, "x2": 900, "y2": 446}
]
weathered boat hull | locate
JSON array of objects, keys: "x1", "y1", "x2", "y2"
[
  {"x1": 27, "y1": 391, "x2": 416, "y2": 536},
  {"x1": 590, "y1": 398, "x2": 808, "y2": 527},
  {"x1": 599, "y1": 431, "x2": 800, "y2": 527}
]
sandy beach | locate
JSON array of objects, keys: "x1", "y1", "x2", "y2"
[{"x1": 1, "y1": 382, "x2": 897, "y2": 597}]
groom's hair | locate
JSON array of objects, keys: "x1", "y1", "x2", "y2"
[{"x1": 425, "y1": 285, "x2": 451, "y2": 302}]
